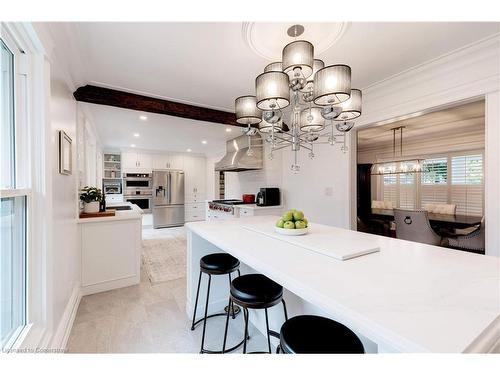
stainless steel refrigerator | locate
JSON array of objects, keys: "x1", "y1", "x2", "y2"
[{"x1": 152, "y1": 170, "x2": 185, "y2": 228}]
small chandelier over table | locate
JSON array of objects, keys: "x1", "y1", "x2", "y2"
[{"x1": 235, "y1": 24, "x2": 362, "y2": 172}]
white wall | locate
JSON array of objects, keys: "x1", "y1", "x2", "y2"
[
  {"x1": 224, "y1": 143, "x2": 283, "y2": 199},
  {"x1": 281, "y1": 141, "x2": 352, "y2": 228},
  {"x1": 48, "y1": 72, "x2": 80, "y2": 344}
]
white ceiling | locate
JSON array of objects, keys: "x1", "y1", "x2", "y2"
[
  {"x1": 357, "y1": 100, "x2": 485, "y2": 150},
  {"x1": 45, "y1": 22, "x2": 499, "y2": 153},
  {"x1": 82, "y1": 103, "x2": 240, "y2": 155}
]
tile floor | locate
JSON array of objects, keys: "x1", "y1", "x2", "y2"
[{"x1": 67, "y1": 226, "x2": 268, "y2": 353}]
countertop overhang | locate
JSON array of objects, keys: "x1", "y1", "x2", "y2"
[
  {"x1": 186, "y1": 216, "x2": 500, "y2": 353},
  {"x1": 77, "y1": 202, "x2": 143, "y2": 223}
]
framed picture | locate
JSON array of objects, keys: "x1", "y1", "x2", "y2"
[{"x1": 59, "y1": 130, "x2": 72, "y2": 175}]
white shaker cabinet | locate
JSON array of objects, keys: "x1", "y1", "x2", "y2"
[
  {"x1": 122, "y1": 152, "x2": 153, "y2": 173},
  {"x1": 184, "y1": 155, "x2": 206, "y2": 221},
  {"x1": 153, "y1": 153, "x2": 184, "y2": 170}
]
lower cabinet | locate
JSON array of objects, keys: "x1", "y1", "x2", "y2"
[
  {"x1": 79, "y1": 218, "x2": 141, "y2": 295},
  {"x1": 185, "y1": 202, "x2": 205, "y2": 222}
]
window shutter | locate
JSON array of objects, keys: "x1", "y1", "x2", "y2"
[
  {"x1": 399, "y1": 173, "x2": 416, "y2": 209},
  {"x1": 382, "y1": 174, "x2": 397, "y2": 207},
  {"x1": 421, "y1": 158, "x2": 448, "y2": 207},
  {"x1": 451, "y1": 154, "x2": 483, "y2": 216}
]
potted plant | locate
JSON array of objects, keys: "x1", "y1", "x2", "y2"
[{"x1": 80, "y1": 186, "x2": 103, "y2": 213}]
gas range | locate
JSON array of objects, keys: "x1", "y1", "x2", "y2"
[{"x1": 208, "y1": 199, "x2": 246, "y2": 214}]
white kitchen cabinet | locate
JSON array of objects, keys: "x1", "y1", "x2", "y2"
[
  {"x1": 185, "y1": 202, "x2": 205, "y2": 222},
  {"x1": 152, "y1": 153, "x2": 184, "y2": 170},
  {"x1": 184, "y1": 155, "x2": 206, "y2": 203},
  {"x1": 122, "y1": 152, "x2": 153, "y2": 173},
  {"x1": 237, "y1": 205, "x2": 284, "y2": 217}
]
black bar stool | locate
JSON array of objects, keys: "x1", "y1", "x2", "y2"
[
  {"x1": 222, "y1": 273, "x2": 288, "y2": 354},
  {"x1": 277, "y1": 315, "x2": 365, "y2": 354},
  {"x1": 191, "y1": 253, "x2": 245, "y2": 354}
]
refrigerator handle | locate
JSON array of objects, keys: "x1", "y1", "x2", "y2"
[{"x1": 168, "y1": 173, "x2": 172, "y2": 204}]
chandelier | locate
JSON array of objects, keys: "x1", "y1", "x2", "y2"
[
  {"x1": 370, "y1": 126, "x2": 425, "y2": 175},
  {"x1": 234, "y1": 24, "x2": 362, "y2": 172}
]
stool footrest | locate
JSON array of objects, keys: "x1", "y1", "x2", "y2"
[{"x1": 191, "y1": 312, "x2": 235, "y2": 330}]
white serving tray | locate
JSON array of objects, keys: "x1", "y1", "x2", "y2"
[
  {"x1": 243, "y1": 223, "x2": 380, "y2": 261},
  {"x1": 274, "y1": 227, "x2": 308, "y2": 236}
]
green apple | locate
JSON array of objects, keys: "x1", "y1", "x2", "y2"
[
  {"x1": 293, "y1": 210, "x2": 304, "y2": 221},
  {"x1": 302, "y1": 218, "x2": 308, "y2": 227},
  {"x1": 282, "y1": 210, "x2": 294, "y2": 221},
  {"x1": 276, "y1": 219, "x2": 285, "y2": 228},
  {"x1": 294, "y1": 220, "x2": 306, "y2": 229},
  {"x1": 283, "y1": 221, "x2": 295, "y2": 229}
]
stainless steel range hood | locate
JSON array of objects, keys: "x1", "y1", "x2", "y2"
[{"x1": 215, "y1": 134, "x2": 263, "y2": 172}]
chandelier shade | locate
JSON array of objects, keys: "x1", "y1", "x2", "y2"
[
  {"x1": 264, "y1": 62, "x2": 283, "y2": 72},
  {"x1": 300, "y1": 59, "x2": 325, "y2": 93},
  {"x1": 282, "y1": 40, "x2": 314, "y2": 79},
  {"x1": 300, "y1": 107, "x2": 325, "y2": 132},
  {"x1": 255, "y1": 71, "x2": 290, "y2": 110},
  {"x1": 337, "y1": 89, "x2": 362, "y2": 120},
  {"x1": 313, "y1": 64, "x2": 351, "y2": 106},
  {"x1": 235, "y1": 95, "x2": 262, "y2": 125},
  {"x1": 259, "y1": 118, "x2": 283, "y2": 133}
]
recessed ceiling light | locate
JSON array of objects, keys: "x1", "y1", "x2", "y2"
[
  {"x1": 226, "y1": 128, "x2": 232, "y2": 132},
  {"x1": 130, "y1": 144, "x2": 136, "y2": 148},
  {"x1": 186, "y1": 148, "x2": 192, "y2": 152},
  {"x1": 133, "y1": 133, "x2": 140, "y2": 137},
  {"x1": 139, "y1": 115, "x2": 148, "y2": 121},
  {"x1": 201, "y1": 140, "x2": 207, "y2": 144}
]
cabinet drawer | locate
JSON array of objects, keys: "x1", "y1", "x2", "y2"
[
  {"x1": 185, "y1": 203, "x2": 202, "y2": 210},
  {"x1": 239, "y1": 208, "x2": 254, "y2": 217},
  {"x1": 185, "y1": 212, "x2": 205, "y2": 221}
]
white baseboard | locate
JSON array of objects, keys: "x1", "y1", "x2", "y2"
[{"x1": 50, "y1": 284, "x2": 81, "y2": 350}]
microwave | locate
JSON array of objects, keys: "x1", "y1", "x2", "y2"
[{"x1": 123, "y1": 173, "x2": 152, "y2": 189}]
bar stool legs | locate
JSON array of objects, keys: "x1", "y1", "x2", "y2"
[
  {"x1": 223, "y1": 298, "x2": 288, "y2": 354},
  {"x1": 191, "y1": 269, "x2": 244, "y2": 354}
]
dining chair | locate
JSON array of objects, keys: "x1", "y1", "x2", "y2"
[
  {"x1": 422, "y1": 203, "x2": 456, "y2": 215},
  {"x1": 393, "y1": 209, "x2": 442, "y2": 246},
  {"x1": 447, "y1": 218, "x2": 485, "y2": 253}
]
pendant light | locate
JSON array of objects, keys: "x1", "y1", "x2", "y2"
[
  {"x1": 337, "y1": 89, "x2": 362, "y2": 120},
  {"x1": 313, "y1": 64, "x2": 351, "y2": 106},
  {"x1": 300, "y1": 107, "x2": 325, "y2": 132},
  {"x1": 255, "y1": 71, "x2": 290, "y2": 110},
  {"x1": 300, "y1": 59, "x2": 325, "y2": 93},
  {"x1": 282, "y1": 40, "x2": 314, "y2": 79},
  {"x1": 264, "y1": 62, "x2": 283, "y2": 72},
  {"x1": 235, "y1": 95, "x2": 262, "y2": 125},
  {"x1": 370, "y1": 127, "x2": 424, "y2": 175}
]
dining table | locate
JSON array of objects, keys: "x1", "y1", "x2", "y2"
[{"x1": 370, "y1": 208, "x2": 483, "y2": 229}]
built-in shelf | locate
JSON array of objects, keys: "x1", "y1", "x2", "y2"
[{"x1": 103, "y1": 153, "x2": 121, "y2": 179}]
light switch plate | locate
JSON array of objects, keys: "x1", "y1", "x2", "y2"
[{"x1": 325, "y1": 187, "x2": 333, "y2": 196}]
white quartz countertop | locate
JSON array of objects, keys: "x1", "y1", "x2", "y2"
[
  {"x1": 77, "y1": 202, "x2": 143, "y2": 224},
  {"x1": 185, "y1": 216, "x2": 500, "y2": 353}
]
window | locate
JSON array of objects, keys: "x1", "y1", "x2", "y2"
[
  {"x1": 1, "y1": 37, "x2": 27, "y2": 350},
  {"x1": 377, "y1": 153, "x2": 484, "y2": 216}
]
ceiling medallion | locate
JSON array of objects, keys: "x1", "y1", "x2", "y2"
[
  {"x1": 242, "y1": 22, "x2": 349, "y2": 60},
  {"x1": 236, "y1": 24, "x2": 361, "y2": 173}
]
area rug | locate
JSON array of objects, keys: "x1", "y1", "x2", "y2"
[{"x1": 142, "y1": 226, "x2": 187, "y2": 284}]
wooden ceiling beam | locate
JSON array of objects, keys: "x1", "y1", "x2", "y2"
[{"x1": 73, "y1": 84, "x2": 289, "y2": 131}]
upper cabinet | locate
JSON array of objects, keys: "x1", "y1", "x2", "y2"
[
  {"x1": 152, "y1": 153, "x2": 184, "y2": 170},
  {"x1": 121, "y1": 152, "x2": 153, "y2": 173}
]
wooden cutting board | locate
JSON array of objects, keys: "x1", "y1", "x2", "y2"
[{"x1": 79, "y1": 210, "x2": 116, "y2": 219}]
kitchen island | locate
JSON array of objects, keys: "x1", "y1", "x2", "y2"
[
  {"x1": 77, "y1": 202, "x2": 143, "y2": 295},
  {"x1": 186, "y1": 216, "x2": 500, "y2": 353}
]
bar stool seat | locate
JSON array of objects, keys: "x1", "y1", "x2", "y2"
[
  {"x1": 230, "y1": 274, "x2": 283, "y2": 308},
  {"x1": 279, "y1": 315, "x2": 365, "y2": 354},
  {"x1": 200, "y1": 253, "x2": 240, "y2": 275}
]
